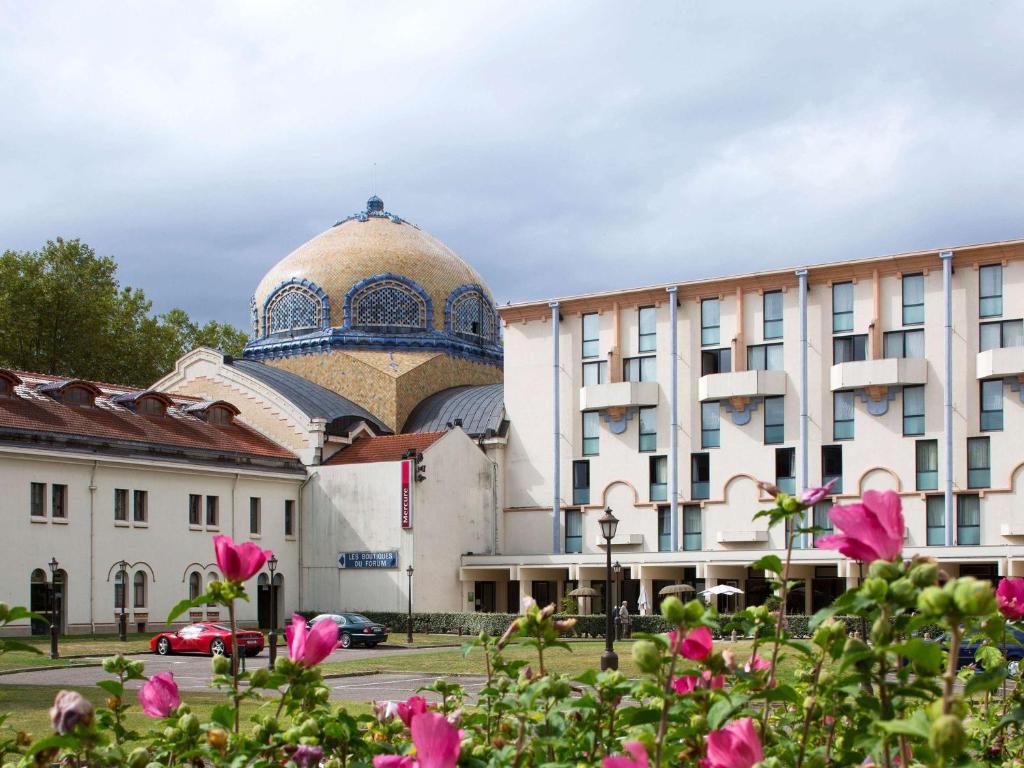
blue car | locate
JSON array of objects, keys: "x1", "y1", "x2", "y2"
[{"x1": 951, "y1": 626, "x2": 1024, "y2": 672}]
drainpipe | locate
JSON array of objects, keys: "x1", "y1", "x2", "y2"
[
  {"x1": 796, "y1": 270, "x2": 809, "y2": 548},
  {"x1": 550, "y1": 302, "x2": 561, "y2": 554},
  {"x1": 491, "y1": 460, "x2": 499, "y2": 554},
  {"x1": 88, "y1": 460, "x2": 98, "y2": 633},
  {"x1": 231, "y1": 473, "x2": 239, "y2": 539},
  {"x1": 297, "y1": 472, "x2": 317, "y2": 611},
  {"x1": 666, "y1": 286, "x2": 679, "y2": 550},
  {"x1": 941, "y1": 250, "x2": 954, "y2": 545}
]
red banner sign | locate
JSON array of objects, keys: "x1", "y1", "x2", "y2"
[{"x1": 401, "y1": 459, "x2": 412, "y2": 529}]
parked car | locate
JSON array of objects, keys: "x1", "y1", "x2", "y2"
[
  {"x1": 949, "y1": 626, "x2": 1024, "y2": 673},
  {"x1": 150, "y1": 622, "x2": 264, "y2": 657},
  {"x1": 307, "y1": 613, "x2": 389, "y2": 648}
]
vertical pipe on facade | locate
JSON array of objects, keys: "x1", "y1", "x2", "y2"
[
  {"x1": 88, "y1": 460, "x2": 98, "y2": 633},
  {"x1": 941, "y1": 250, "x2": 954, "y2": 546},
  {"x1": 550, "y1": 302, "x2": 561, "y2": 554},
  {"x1": 796, "y1": 270, "x2": 810, "y2": 549},
  {"x1": 666, "y1": 287, "x2": 680, "y2": 550}
]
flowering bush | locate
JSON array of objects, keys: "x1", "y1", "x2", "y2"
[{"x1": 3, "y1": 488, "x2": 1024, "y2": 767}]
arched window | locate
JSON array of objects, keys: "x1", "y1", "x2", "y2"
[
  {"x1": 114, "y1": 571, "x2": 126, "y2": 610},
  {"x1": 351, "y1": 279, "x2": 427, "y2": 330},
  {"x1": 64, "y1": 386, "x2": 95, "y2": 406},
  {"x1": 188, "y1": 572, "x2": 202, "y2": 600},
  {"x1": 450, "y1": 290, "x2": 497, "y2": 343},
  {"x1": 133, "y1": 572, "x2": 147, "y2": 608},
  {"x1": 266, "y1": 285, "x2": 323, "y2": 334},
  {"x1": 137, "y1": 397, "x2": 166, "y2": 417}
]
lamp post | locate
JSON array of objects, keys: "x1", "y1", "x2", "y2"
[
  {"x1": 267, "y1": 555, "x2": 278, "y2": 668},
  {"x1": 598, "y1": 508, "x2": 619, "y2": 671},
  {"x1": 612, "y1": 561, "x2": 622, "y2": 641},
  {"x1": 117, "y1": 560, "x2": 128, "y2": 642},
  {"x1": 406, "y1": 566, "x2": 414, "y2": 644},
  {"x1": 48, "y1": 557, "x2": 60, "y2": 660}
]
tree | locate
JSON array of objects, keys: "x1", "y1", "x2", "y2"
[{"x1": 0, "y1": 238, "x2": 248, "y2": 387}]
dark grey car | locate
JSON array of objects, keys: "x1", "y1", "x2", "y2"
[{"x1": 307, "y1": 613, "x2": 389, "y2": 648}]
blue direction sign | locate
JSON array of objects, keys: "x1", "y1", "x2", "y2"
[{"x1": 338, "y1": 551, "x2": 398, "y2": 569}]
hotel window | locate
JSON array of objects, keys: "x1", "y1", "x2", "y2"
[
  {"x1": 701, "y1": 298, "x2": 720, "y2": 346},
  {"x1": 638, "y1": 407, "x2": 657, "y2": 452},
  {"x1": 926, "y1": 495, "x2": 945, "y2": 546},
  {"x1": 683, "y1": 504, "x2": 702, "y2": 551},
  {"x1": 701, "y1": 348, "x2": 731, "y2": 376},
  {"x1": 958, "y1": 494, "x2": 981, "y2": 545},
  {"x1": 833, "y1": 391, "x2": 854, "y2": 440},
  {"x1": 691, "y1": 453, "x2": 710, "y2": 500},
  {"x1": 188, "y1": 571, "x2": 202, "y2": 600},
  {"x1": 822, "y1": 445, "x2": 843, "y2": 494},
  {"x1": 51, "y1": 484, "x2": 67, "y2": 519},
  {"x1": 284, "y1": 500, "x2": 296, "y2": 537},
  {"x1": 564, "y1": 509, "x2": 583, "y2": 554},
  {"x1": 785, "y1": 515, "x2": 805, "y2": 549},
  {"x1": 205, "y1": 495, "x2": 219, "y2": 527},
  {"x1": 903, "y1": 385, "x2": 925, "y2": 436},
  {"x1": 133, "y1": 571, "x2": 147, "y2": 608},
  {"x1": 902, "y1": 273, "x2": 924, "y2": 325},
  {"x1": 764, "y1": 396, "x2": 784, "y2": 444},
  {"x1": 832, "y1": 282, "x2": 854, "y2": 333},
  {"x1": 775, "y1": 447, "x2": 796, "y2": 495},
  {"x1": 980, "y1": 379, "x2": 1004, "y2": 431},
  {"x1": 623, "y1": 356, "x2": 656, "y2": 382},
  {"x1": 249, "y1": 497, "x2": 261, "y2": 535},
  {"x1": 114, "y1": 489, "x2": 128, "y2": 522},
  {"x1": 649, "y1": 456, "x2": 668, "y2": 502},
  {"x1": 31, "y1": 482, "x2": 46, "y2": 518},
  {"x1": 639, "y1": 306, "x2": 657, "y2": 353},
  {"x1": 979, "y1": 264, "x2": 1003, "y2": 318},
  {"x1": 980, "y1": 319, "x2": 1024, "y2": 352},
  {"x1": 582, "y1": 313, "x2": 599, "y2": 358},
  {"x1": 582, "y1": 411, "x2": 600, "y2": 455},
  {"x1": 812, "y1": 502, "x2": 834, "y2": 545},
  {"x1": 188, "y1": 494, "x2": 202, "y2": 526},
  {"x1": 701, "y1": 402, "x2": 720, "y2": 448},
  {"x1": 763, "y1": 290, "x2": 783, "y2": 339},
  {"x1": 747, "y1": 343, "x2": 783, "y2": 371},
  {"x1": 657, "y1": 506, "x2": 672, "y2": 552},
  {"x1": 884, "y1": 329, "x2": 924, "y2": 359},
  {"x1": 967, "y1": 437, "x2": 990, "y2": 488},
  {"x1": 132, "y1": 490, "x2": 147, "y2": 523},
  {"x1": 572, "y1": 460, "x2": 590, "y2": 505},
  {"x1": 916, "y1": 439, "x2": 938, "y2": 490},
  {"x1": 833, "y1": 334, "x2": 867, "y2": 364},
  {"x1": 582, "y1": 360, "x2": 608, "y2": 386}
]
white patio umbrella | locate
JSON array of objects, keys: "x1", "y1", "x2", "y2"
[
  {"x1": 699, "y1": 584, "x2": 745, "y2": 603},
  {"x1": 637, "y1": 584, "x2": 650, "y2": 615}
]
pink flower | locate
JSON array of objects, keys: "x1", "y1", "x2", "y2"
[
  {"x1": 285, "y1": 613, "x2": 338, "y2": 667},
  {"x1": 137, "y1": 671, "x2": 181, "y2": 718},
  {"x1": 997, "y1": 578, "x2": 1024, "y2": 620},
  {"x1": 290, "y1": 744, "x2": 324, "y2": 768},
  {"x1": 49, "y1": 690, "x2": 94, "y2": 734},
  {"x1": 213, "y1": 534, "x2": 272, "y2": 582},
  {"x1": 673, "y1": 671, "x2": 725, "y2": 694},
  {"x1": 603, "y1": 741, "x2": 648, "y2": 768},
  {"x1": 396, "y1": 695, "x2": 430, "y2": 727},
  {"x1": 800, "y1": 478, "x2": 838, "y2": 507},
  {"x1": 374, "y1": 757, "x2": 414, "y2": 768},
  {"x1": 744, "y1": 653, "x2": 771, "y2": 674},
  {"x1": 704, "y1": 717, "x2": 764, "y2": 768},
  {"x1": 411, "y1": 711, "x2": 461, "y2": 768},
  {"x1": 669, "y1": 625, "x2": 713, "y2": 661},
  {"x1": 814, "y1": 490, "x2": 904, "y2": 563}
]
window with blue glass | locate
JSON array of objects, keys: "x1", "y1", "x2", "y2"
[
  {"x1": 821, "y1": 444, "x2": 842, "y2": 493},
  {"x1": 657, "y1": 506, "x2": 672, "y2": 552},
  {"x1": 639, "y1": 306, "x2": 657, "y2": 353},
  {"x1": 572, "y1": 460, "x2": 590, "y2": 505},
  {"x1": 701, "y1": 298, "x2": 720, "y2": 346},
  {"x1": 747, "y1": 343, "x2": 783, "y2": 371},
  {"x1": 564, "y1": 509, "x2": 583, "y2": 553},
  {"x1": 979, "y1": 264, "x2": 1002, "y2": 318},
  {"x1": 833, "y1": 334, "x2": 867, "y2": 363},
  {"x1": 582, "y1": 360, "x2": 608, "y2": 386},
  {"x1": 691, "y1": 453, "x2": 710, "y2": 500},
  {"x1": 902, "y1": 274, "x2": 924, "y2": 325},
  {"x1": 266, "y1": 286, "x2": 322, "y2": 334},
  {"x1": 764, "y1": 396, "x2": 784, "y2": 444},
  {"x1": 957, "y1": 494, "x2": 981, "y2": 545},
  {"x1": 980, "y1": 319, "x2": 1023, "y2": 352},
  {"x1": 351, "y1": 280, "x2": 425, "y2": 329},
  {"x1": 980, "y1": 379, "x2": 1004, "y2": 431},
  {"x1": 916, "y1": 439, "x2": 938, "y2": 490},
  {"x1": 833, "y1": 391, "x2": 854, "y2": 440},
  {"x1": 884, "y1": 329, "x2": 924, "y2": 359},
  {"x1": 763, "y1": 291, "x2": 783, "y2": 339},
  {"x1": 903, "y1": 385, "x2": 925, "y2": 436},
  {"x1": 967, "y1": 437, "x2": 990, "y2": 488},
  {"x1": 832, "y1": 282, "x2": 854, "y2": 333},
  {"x1": 582, "y1": 313, "x2": 599, "y2": 358},
  {"x1": 451, "y1": 290, "x2": 497, "y2": 342},
  {"x1": 785, "y1": 514, "x2": 805, "y2": 549},
  {"x1": 649, "y1": 456, "x2": 667, "y2": 502},
  {"x1": 926, "y1": 495, "x2": 945, "y2": 546},
  {"x1": 683, "y1": 504, "x2": 702, "y2": 551},
  {"x1": 812, "y1": 502, "x2": 834, "y2": 545},
  {"x1": 582, "y1": 412, "x2": 600, "y2": 456},
  {"x1": 701, "y1": 348, "x2": 731, "y2": 375},
  {"x1": 639, "y1": 407, "x2": 657, "y2": 452},
  {"x1": 775, "y1": 447, "x2": 796, "y2": 495},
  {"x1": 701, "y1": 402, "x2": 720, "y2": 448},
  {"x1": 624, "y1": 356, "x2": 656, "y2": 382}
]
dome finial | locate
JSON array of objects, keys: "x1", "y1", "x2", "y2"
[{"x1": 367, "y1": 195, "x2": 384, "y2": 213}]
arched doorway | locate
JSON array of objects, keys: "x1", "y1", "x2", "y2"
[
  {"x1": 257, "y1": 573, "x2": 283, "y2": 629},
  {"x1": 29, "y1": 569, "x2": 47, "y2": 635}
]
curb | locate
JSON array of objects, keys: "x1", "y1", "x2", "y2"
[
  {"x1": 0, "y1": 661, "x2": 104, "y2": 677},
  {"x1": 323, "y1": 670, "x2": 382, "y2": 679}
]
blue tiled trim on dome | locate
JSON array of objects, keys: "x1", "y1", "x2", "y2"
[
  {"x1": 343, "y1": 273, "x2": 435, "y2": 330},
  {"x1": 444, "y1": 283, "x2": 499, "y2": 342},
  {"x1": 260, "y1": 278, "x2": 331, "y2": 336}
]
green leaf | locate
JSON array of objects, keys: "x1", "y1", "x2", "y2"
[
  {"x1": 995, "y1": 706, "x2": 1024, "y2": 731},
  {"x1": 619, "y1": 707, "x2": 662, "y2": 726},
  {"x1": 750, "y1": 555, "x2": 783, "y2": 575},
  {"x1": 96, "y1": 680, "x2": 123, "y2": 698},
  {"x1": 763, "y1": 684, "x2": 800, "y2": 704},
  {"x1": 574, "y1": 669, "x2": 598, "y2": 686},
  {"x1": 166, "y1": 594, "x2": 213, "y2": 624},
  {"x1": 210, "y1": 704, "x2": 235, "y2": 729},
  {"x1": 876, "y1": 710, "x2": 931, "y2": 741},
  {"x1": 707, "y1": 695, "x2": 749, "y2": 730},
  {"x1": 0, "y1": 639, "x2": 43, "y2": 655},
  {"x1": 26, "y1": 734, "x2": 80, "y2": 757},
  {"x1": 896, "y1": 638, "x2": 944, "y2": 674},
  {"x1": 964, "y1": 665, "x2": 1006, "y2": 696}
]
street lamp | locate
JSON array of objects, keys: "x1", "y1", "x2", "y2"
[
  {"x1": 406, "y1": 566, "x2": 414, "y2": 644},
  {"x1": 48, "y1": 557, "x2": 60, "y2": 660},
  {"x1": 267, "y1": 555, "x2": 279, "y2": 668},
  {"x1": 612, "y1": 561, "x2": 622, "y2": 641},
  {"x1": 117, "y1": 560, "x2": 128, "y2": 642},
  {"x1": 598, "y1": 508, "x2": 619, "y2": 671}
]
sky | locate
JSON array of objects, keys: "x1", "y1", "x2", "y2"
[{"x1": 2, "y1": 2, "x2": 1023, "y2": 327}]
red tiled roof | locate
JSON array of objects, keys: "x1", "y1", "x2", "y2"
[
  {"x1": 0, "y1": 370, "x2": 298, "y2": 463},
  {"x1": 324, "y1": 431, "x2": 446, "y2": 466}
]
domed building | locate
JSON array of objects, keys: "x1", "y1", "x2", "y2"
[{"x1": 242, "y1": 195, "x2": 502, "y2": 431}]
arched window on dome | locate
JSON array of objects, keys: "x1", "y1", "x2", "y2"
[
  {"x1": 350, "y1": 279, "x2": 427, "y2": 331},
  {"x1": 449, "y1": 289, "x2": 498, "y2": 344},
  {"x1": 265, "y1": 284, "x2": 323, "y2": 335}
]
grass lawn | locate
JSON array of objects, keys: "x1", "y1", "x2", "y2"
[
  {"x1": 0, "y1": 634, "x2": 152, "y2": 673},
  {"x1": 382, "y1": 634, "x2": 464, "y2": 649}
]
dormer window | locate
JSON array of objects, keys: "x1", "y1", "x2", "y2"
[
  {"x1": 64, "y1": 386, "x2": 94, "y2": 406},
  {"x1": 0, "y1": 370, "x2": 20, "y2": 397},
  {"x1": 208, "y1": 406, "x2": 234, "y2": 425},
  {"x1": 185, "y1": 400, "x2": 240, "y2": 426},
  {"x1": 137, "y1": 397, "x2": 167, "y2": 417},
  {"x1": 111, "y1": 390, "x2": 172, "y2": 416}
]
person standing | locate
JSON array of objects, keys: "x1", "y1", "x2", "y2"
[{"x1": 619, "y1": 601, "x2": 631, "y2": 639}]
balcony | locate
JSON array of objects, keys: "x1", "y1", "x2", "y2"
[
  {"x1": 716, "y1": 529, "x2": 769, "y2": 544},
  {"x1": 596, "y1": 533, "x2": 644, "y2": 548},
  {"x1": 830, "y1": 357, "x2": 927, "y2": 391},
  {"x1": 579, "y1": 381, "x2": 659, "y2": 411},
  {"x1": 977, "y1": 347, "x2": 1024, "y2": 379},
  {"x1": 697, "y1": 370, "x2": 786, "y2": 402}
]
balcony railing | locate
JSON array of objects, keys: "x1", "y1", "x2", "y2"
[
  {"x1": 976, "y1": 346, "x2": 1024, "y2": 379},
  {"x1": 830, "y1": 357, "x2": 928, "y2": 391},
  {"x1": 579, "y1": 381, "x2": 659, "y2": 411},
  {"x1": 697, "y1": 369, "x2": 786, "y2": 402}
]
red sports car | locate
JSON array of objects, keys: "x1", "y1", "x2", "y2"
[{"x1": 150, "y1": 622, "x2": 264, "y2": 657}]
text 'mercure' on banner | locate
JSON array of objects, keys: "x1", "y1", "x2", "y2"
[{"x1": 401, "y1": 458, "x2": 412, "y2": 529}]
